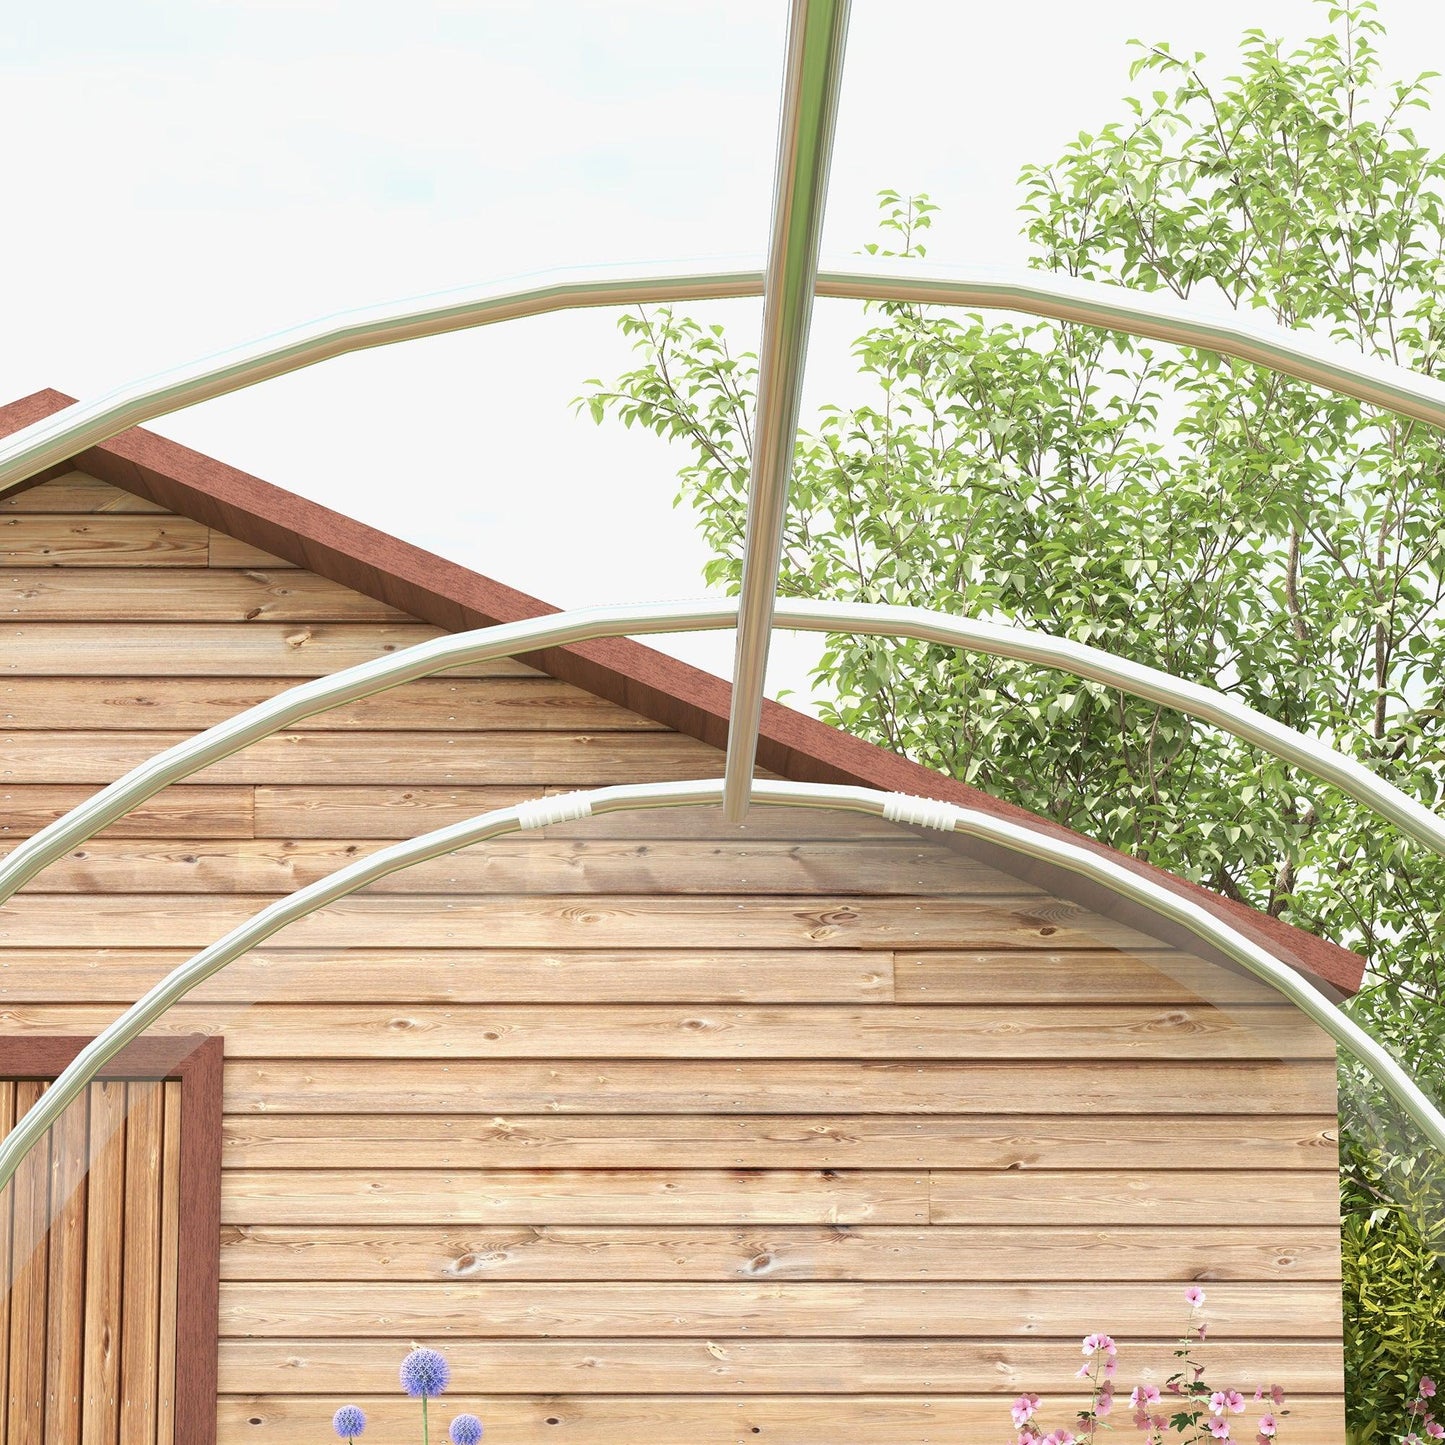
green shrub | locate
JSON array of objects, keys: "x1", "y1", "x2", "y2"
[{"x1": 1341, "y1": 1008, "x2": 1445, "y2": 1442}]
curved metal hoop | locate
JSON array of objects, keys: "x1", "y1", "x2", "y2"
[
  {"x1": 3, "y1": 598, "x2": 1443, "y2": 914},
  {"x1": 6, "y1": 0, "x2": 1438, "y2": 1275},
  {"x1": 3, "y1": 258, "x2": 1444, "y2": 496},
  {"x1": 1, "y1": 776, "x2": 1440, "y2": 1196}
]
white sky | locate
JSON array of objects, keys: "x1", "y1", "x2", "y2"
[{"x1": 3, "y1": 0, "x2": 1445, "y2": 706}]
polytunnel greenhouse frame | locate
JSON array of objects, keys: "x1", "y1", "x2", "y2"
[{"x1": 0, "y1": 3, "x2": 1442, "y2": 1440}]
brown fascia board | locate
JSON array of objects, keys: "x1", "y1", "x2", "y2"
[{"x1": 0, "y1": 388, "x2": 1365, "y2": 994}]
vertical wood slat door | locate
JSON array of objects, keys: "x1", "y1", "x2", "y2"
[{"x1": 0, "y1": 1078, "x2": 184, "y2": 1445}]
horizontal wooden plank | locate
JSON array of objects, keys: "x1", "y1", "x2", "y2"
[
  {"x1": 0, "y1": 677, "x2": 663, "y2": 732},
  {"x1": 0, "y1": 568, "x2": 410, "y2": 623},
  {"x1": 0, "y1": 785, "x2": 255, "y2": 840},
  {"x1": 217, "y1": 1334, "x2": 1347, "y2": 1394},
  {"x1": 222, "y1": 1168, "x2": 928, "y2": 1225},
  {"x1": 217, "y1": 1393, "x2": 1347, "y2": 1445},
  {"x1": 253, "y1": 788, "x2": 905, "y2": 839},
  {"x1": 208, "y1": 534, "x2": 298, "y2": 568},
  {"x1": 218, "y1": 1167, "x2": 1336, "y2": 1228},
  {"x1": 0, "y1": 471, "x2": 169, "y2": 513},
  {"x1": 928, "y1": 1169, "x2": 1340, "y2": 1226},
  {"x1": 216, "y1": 1279, "x2": 1345, "y2": 1337},
  {"x1": 0, "y1": 729, "x2": 722, "y2": 783},
  {"x1": 0, "y1": 947, "x2": 894, "y2": 1004},
  {"x1": 896, "y1": 950, "x2": 1287, "y2": 1005},
  {"x1": 19, "y1": 837, "x2": 1019, "y2": 896},
  {"x1": 219, "y1": 1114, "x2": 1340, "y2": 1172},
  {"x1": 0, "y1": 894, "x2": 1160, "y2": 950},
  {"x1": 3, "y1": 1001, "x2": 1329, "y2": 1061},
  {"x1": 0, "y1": 515, "x2": 209, "y2": 566},
  {"x1": 217, "y1": 1221, "x2": 1342, "y2": 1283},
  {"x1": 0, "y1": 625, "x2": 537, "y2": 677},
  {"x1": 223, "y1": 1059, "x2": 1340, "y2": 1115}
]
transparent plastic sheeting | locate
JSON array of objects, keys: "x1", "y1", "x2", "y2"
[{"x1": 0, "y1": 804, "x2": 1366, "y2": 1442}]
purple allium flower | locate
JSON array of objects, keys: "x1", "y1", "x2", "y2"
[
  {"x1": 401, "y1": 1347, "x2": 451, "y2": 1399},
  {"x1": 332, "y1": 1404, "x2": 367, "y2": 1439},
  {"x1": 449, "y1": 1414, "x2": 484, "y2": 1445}
]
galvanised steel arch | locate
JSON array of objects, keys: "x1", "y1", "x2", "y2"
[
  {"x1": 1, "y1": 600, "x2": 1444, "y2": 1188},
  {"x1": 4, "y1": 0, "x2": 1445, "y2": 1184},
  {"x1": 0, "y1": 777, "x2": 1441, "y2": 1197},
  {"x1": 7, "y1": 598, "x2": 1445, "y2": 905}
]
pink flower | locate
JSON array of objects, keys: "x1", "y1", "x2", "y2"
[
  {"x1": 1130, "y1": 1385, "x2": 1161, "y2": 1408},
  {"x1": 1185, "y1": 1287, "x2": 1207, "y2": 1308},
  {"x1": 1043, "y1": 1433, "x2": 1076, "y2": 1445},
  {"x1": 1081, "y1": 1333, "x2": 1117, "y2": 1357},
  {"x1": 1427, "y1": 1423, "x2": 1444, "y2": 1440},
  {"x1": 1096, "y1": 1385, "x2": 1114, "y2": 1418},
  {"x1": 1258, "y1": 1415, "x2": 1278, "y2": 1438},
  {"x1": 1209, "y1": 1390, "x2": 1245, "y2": 1416},
  {"x1": 1012, "y1": 1394, "x2": 1041, "y2": 1427},
  {"x1": 1208, "y1": 1418, "x2": 1232, "y2": 1441},
  {"x1": 1427, "y1": 1379, "x2": 1440, "y2": 1399}
]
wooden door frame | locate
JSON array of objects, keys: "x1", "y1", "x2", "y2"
[{"x1": 0, "y1": 1036, "x2": 223, "y2": 1445}]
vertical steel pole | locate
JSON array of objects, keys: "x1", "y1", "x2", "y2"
[{"x1": 721, "y1": 0, "x2": 852, "y2": 821}]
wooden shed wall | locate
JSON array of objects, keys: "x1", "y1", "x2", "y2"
[{"x1": 0, "y1": 472, "x2": 1345, "y2": 1442}]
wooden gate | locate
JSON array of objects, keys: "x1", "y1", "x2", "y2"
[{"x1": 0, "y1": 1039, "x2": 222, "y2": 1445}]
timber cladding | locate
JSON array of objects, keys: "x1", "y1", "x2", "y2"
[{"x1": 0, "y1": 472, "x2": 1345, "y2": 1443}]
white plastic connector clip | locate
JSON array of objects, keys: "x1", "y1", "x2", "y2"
[
  {"x1": 882, "y1": 792, "x2": 958, "y2": 832},
  {"x1": 516, "y1": 792, "x2": 595, "y2": 830}
]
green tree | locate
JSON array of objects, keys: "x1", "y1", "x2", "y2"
[{"x1": 580, "y1": 3, "x2": 1445, "y2": 1435}]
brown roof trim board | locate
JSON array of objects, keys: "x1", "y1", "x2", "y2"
[{"x1": 1, "y1": 388, "x2": 1365, "y2": 993}]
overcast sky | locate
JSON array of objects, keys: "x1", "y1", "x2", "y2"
[{"x1": 4, "y1": 0, "x2": 1445, "y2": 704}]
